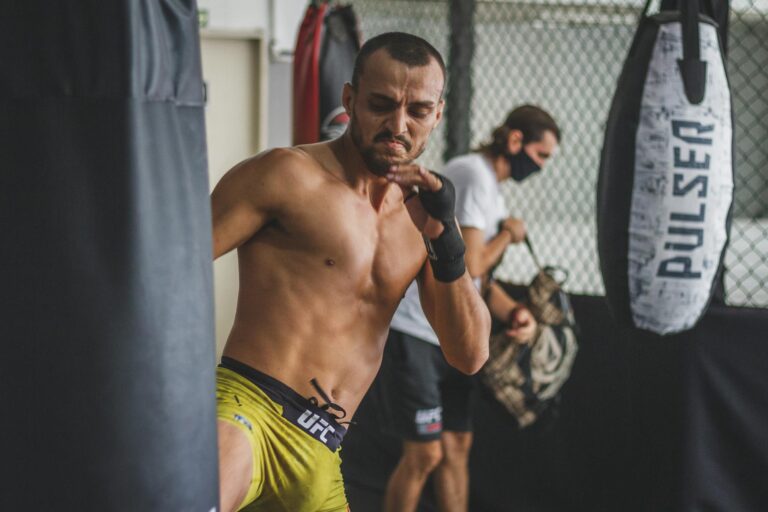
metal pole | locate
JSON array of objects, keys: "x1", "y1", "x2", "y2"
[{"x1": 443, "y1": 0, "x2": 476, "y2": 163}]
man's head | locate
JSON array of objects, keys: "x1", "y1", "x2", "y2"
[
  {"x1": 343, "y1": 32, "x2": 446, "y2": 176},
  {"x1": 479, "y1": 105, "x2": 561, "y2": 182}
]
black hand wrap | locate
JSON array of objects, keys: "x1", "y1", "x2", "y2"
[{"x1": 418, "y1": 173, "x2": 466, "y2": 282}]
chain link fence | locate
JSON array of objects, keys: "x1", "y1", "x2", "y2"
[{"x1": 348, "y1": 0, "x2": 768, "y2": 307}]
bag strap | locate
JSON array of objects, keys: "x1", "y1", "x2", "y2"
[
  {"x1": 487, "y1": 233, "x2": 541, "y2": 282},
  {"x1": 523, "y1": 235, "x2": 543, "y2": 271},
  {"x1": 525, "y1": 235, "x2": 570, "y2": 286},
  {"x1": 488, "y1": 232, "x2": 569, "y2": 286},
  {"x1": 651, "y1": 0, "x2": 717, "y2": 19}
]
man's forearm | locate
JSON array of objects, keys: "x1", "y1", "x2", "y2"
[
  {"x1": 479, "y1": 231, "x2": 513, "y2": 276},
  {"x1": 431, "y1": 272, "x2": 491, "y2": 375},
  {"x1": 486, "y1": 280, "x2": 519, "y2": 322}
]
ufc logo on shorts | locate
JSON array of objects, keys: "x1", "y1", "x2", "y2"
[
  {"x1": 298, "y1": 409, "x2": 337, "y2": 443},
  {"x1": 415, "y1": 406, "x2": 443, "y2": 435}
]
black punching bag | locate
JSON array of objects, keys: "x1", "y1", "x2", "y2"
[
  {"x1": 597, "y1": 0, "x2": 733, "y2": 335},
  {"x1": 294, "y1": 2, "x2": 360, "y2": 144},
  {"x1": 0, "y1": 2, "x2": 219, "y2": 510}
]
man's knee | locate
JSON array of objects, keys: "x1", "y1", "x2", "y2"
[
  {"x1": 440, "y1": 431, "x2": 473, "y2": 464},
  {"x1": 400, "y1": 440, "x2": 444, "y2": 476}
]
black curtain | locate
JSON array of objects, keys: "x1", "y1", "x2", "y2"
[{"x1": 344, "y1": 293, "x2": 768, "y2": 511}]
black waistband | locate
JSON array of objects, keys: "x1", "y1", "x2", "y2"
[{"x1": 220, "y1": 357, "x2": 347, "y2": 452}]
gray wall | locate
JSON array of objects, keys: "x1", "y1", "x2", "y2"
[{"x1": 267, "y1": 60, "x2": 294, "y2": 149}]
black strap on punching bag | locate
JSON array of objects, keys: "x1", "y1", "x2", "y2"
[
  {"x1": 0, "y1": 2, "x2": 218, "y2": 510},
  {"x1": 679, "y1": 0, "x2": 708, "y2": 103},
  {"x1": 663, "y1": 0, "x2": 729, "y2": 53}
]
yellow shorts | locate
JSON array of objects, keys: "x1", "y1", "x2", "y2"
[{"x1": 216, "y1": 359, "x2": 349, "y2": 512}]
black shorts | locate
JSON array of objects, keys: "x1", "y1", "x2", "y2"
[{"x1": 382, "y1": 329, "x2": 474, "y2": 442}]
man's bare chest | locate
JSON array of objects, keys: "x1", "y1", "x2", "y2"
[{"x1": 277, "y1": 193, "x2": 426, "y2": 297}]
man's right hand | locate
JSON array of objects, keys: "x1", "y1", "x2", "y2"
[
  {"x1": 499, "y1": 217, "x2": 526, "y2": 244},
  {"x1": 387, "y1": 164, "x2": 466, "y2": 283},
  {"x1": 387, "y1": 164, "x2": 450, "y2": 238}
]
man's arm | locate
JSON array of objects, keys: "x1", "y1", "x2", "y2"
[
  {"x1": 462, "y1": 218, "x2": 525, "y2": 278},
  {"x1": 485, "y1": 279, "x2": 518, "y2": 320},
  {"x1": 462, "y1": 209, "x2": 536, "y2": 343},
  {"x1": 388, "y1": 164, "x2": 491, "y2": 374},
  {"x1": 210, "y1": 149, "x2": 294, "y2": 259},
  {"x1": 417, "y1": 263, "x2": 491, "y2": 375},
  {"x1": 462, "y1": 227, "x2": 510, "y2": 278}
]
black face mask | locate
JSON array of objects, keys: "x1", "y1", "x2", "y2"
[{"x1": 507, "y1": 149, "x2": 541, "y2": 182}]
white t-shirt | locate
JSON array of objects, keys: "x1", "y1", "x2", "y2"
[{"x1": 389, "y1": 153, "x2": 509, "y2": 345}]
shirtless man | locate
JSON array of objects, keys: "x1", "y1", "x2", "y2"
[{"x1": 210, "y1": 32, "x2": 491, "y2": 512}]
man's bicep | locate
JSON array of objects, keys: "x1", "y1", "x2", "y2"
[
  {"x1": 210, "y1": 159, "x2": 279, "y2": 259},
  {"x1": 211, "y1": 193, "x2": 268, "y2": 258}
]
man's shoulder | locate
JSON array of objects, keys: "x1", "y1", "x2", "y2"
[
  {"x1": 244, "y1": 146, "x2": 318, "y2": 177},
  {"x1": 226, "y1": 147, "x2": 324, "y2": 191}
]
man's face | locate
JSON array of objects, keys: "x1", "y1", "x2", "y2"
[
  {"x1": 521, "y1": 129, "x2": 559, "y2": 169},
  {"x1": 505, "y1": 128, "x2": 559, "y2": 182},
  {"x1": 343, "y1": 49, "x2": 445, "y2": 176}
]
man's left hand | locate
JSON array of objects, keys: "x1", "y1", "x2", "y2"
[
  {"x1": 505, "y1": 304, "x2": 538, "y2": 344},
  {"x1": 386, "y1": 164, "x2": 446, "y2": 239}
]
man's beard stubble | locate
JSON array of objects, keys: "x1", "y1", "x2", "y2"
[{"x1": 348, "y1": 113, "x2": 427, "y2": 177}]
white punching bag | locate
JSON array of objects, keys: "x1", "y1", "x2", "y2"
[{"x1": 597, "y1": 0, "x2": 733, "y2": 335}]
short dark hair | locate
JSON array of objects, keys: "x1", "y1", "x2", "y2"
[
  {"x1": 477, "y1": 105, "x2": 561, "y2": 157},
  {"x1": 351, "y1": 32, "x2": 446, "y2": 94}
]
